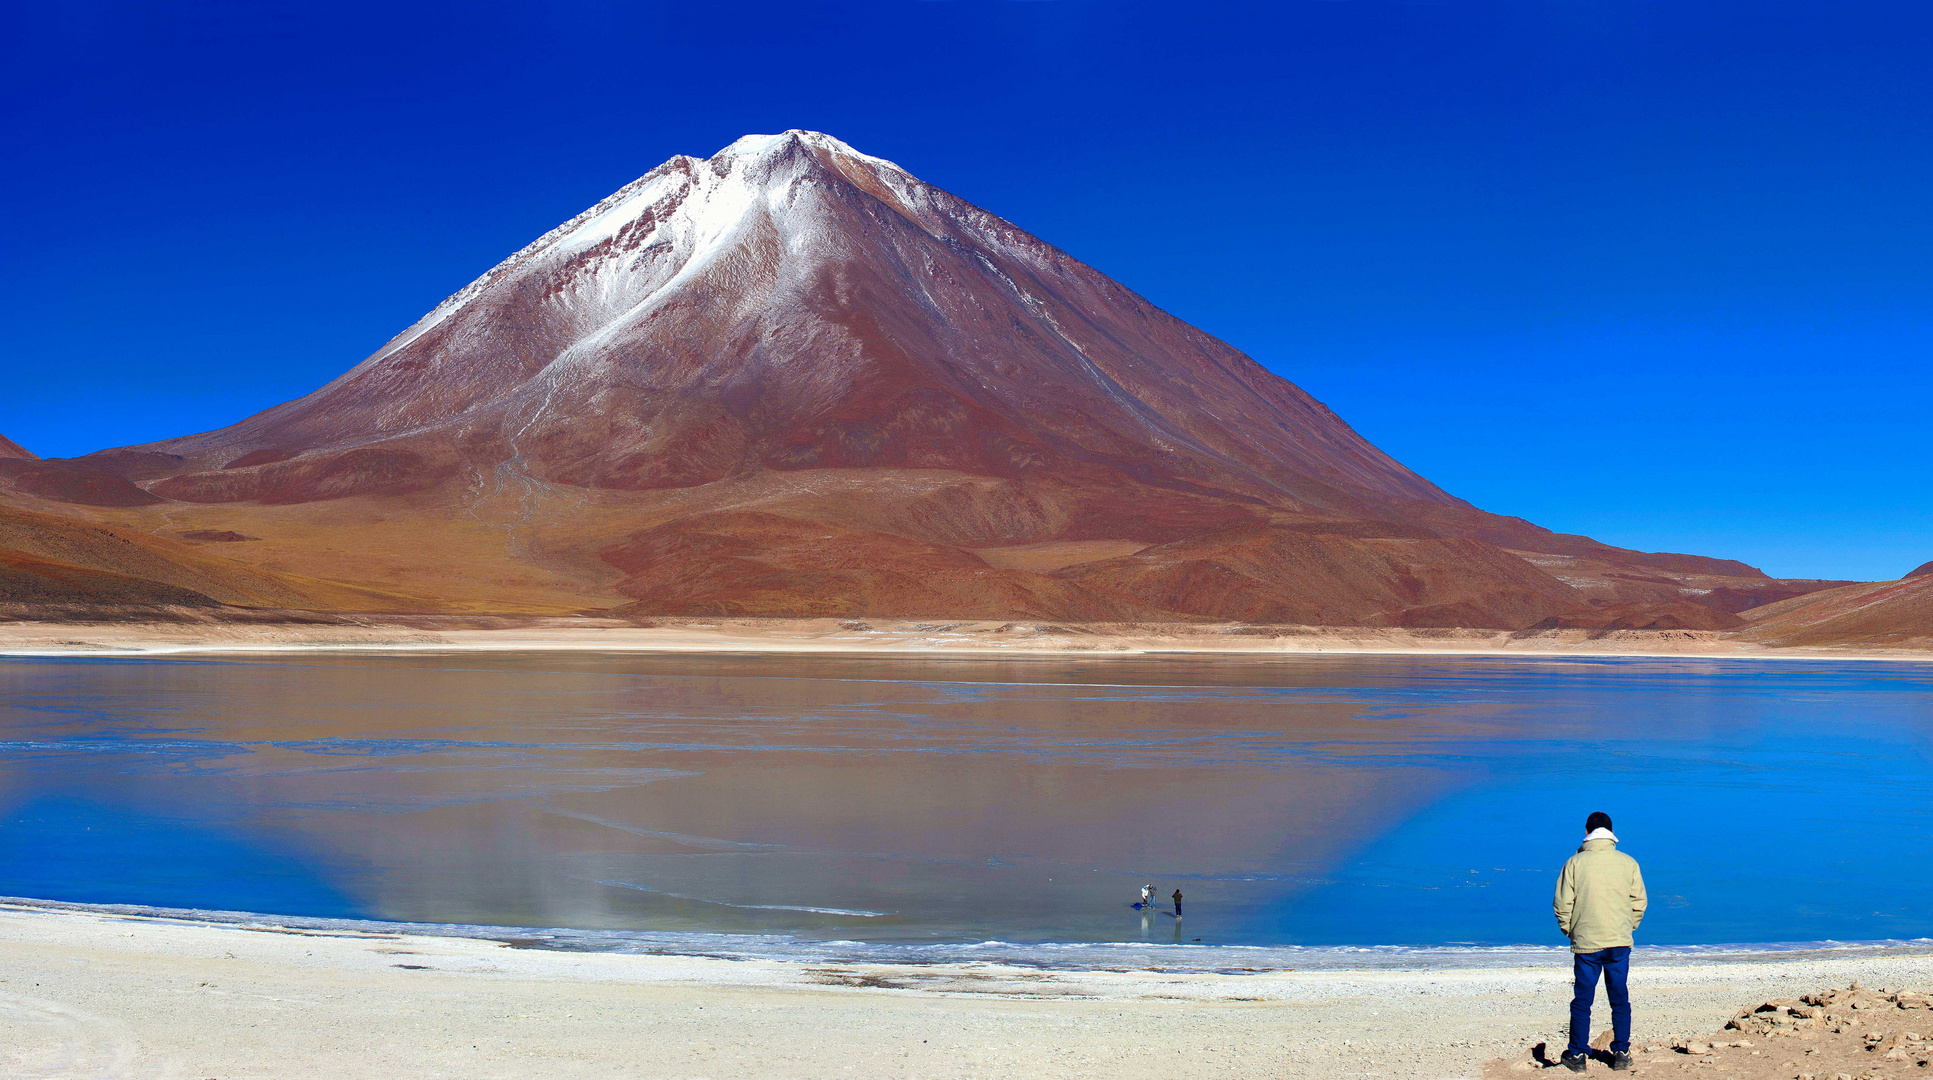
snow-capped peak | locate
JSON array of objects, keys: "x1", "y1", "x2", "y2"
[
  {"x1": 711, "y1": 130, "x2": 910, "y2": 176},
  {"x1": 358, "y1": 132, "x2": 940, "y2": 375}
]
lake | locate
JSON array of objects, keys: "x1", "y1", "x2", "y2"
[{"x1": 1, "y1": 651, "x2": 1929, "y2": 957}]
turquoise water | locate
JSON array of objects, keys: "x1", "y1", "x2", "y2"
[{"x1": 0, "y1": 652, "x2": 1928, "y2": 951}]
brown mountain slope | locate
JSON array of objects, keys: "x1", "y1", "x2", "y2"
[
  {"x1": 0, "y1": 549, "x2": 220, "y2": 608},
  {"x1": 55, "y1": 132, "x2": 1849, "y2": 627},
  {"x1": 603, "y1": 510, "x2": 1164, "y2": 620},
  {"x1": 0, "y1": 457, "x2": 163, "y2": 506},
  {"x1": 1531, "y1": 600, "x2": 1745, "y2": 632},
  {"x1": 0, "y1": 434, "x2": 161, "y2": 509},
  {"x1": 1056, "y1": 526, "x2": 1580, "y2": 628},
  {"x1": 0, "y1": 501, "x2": 437, "y2": 612},
  {"x1": 1739, "y1": 573, "x2": 1933, "y2": 647}
]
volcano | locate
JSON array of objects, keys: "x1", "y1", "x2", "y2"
[
  {"x1": 47, "y1": 132, "x2": 1831, "y2": 624},
  {"x1": 109, "y1": 132, "x2": 1448, "y2": 509}
]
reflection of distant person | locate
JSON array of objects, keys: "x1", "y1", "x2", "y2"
[
  {"x1": 1171, "y1": 888, "x2": 1183, "y2": 917},
  {"x1": 1554, "y1": 811, "x2": 1647, "y2": 1074}
]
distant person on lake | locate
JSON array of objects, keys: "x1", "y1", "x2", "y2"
[
  {"x1": 1139, "y1": 884, "x2": 1154, "y2": 908},
  {"x1": 1172, "y1": 888, "x2": 1183, "y2": 917},
  {"x1": 1554, "y1": 811, "x2": 1648, "y2": 1073}
]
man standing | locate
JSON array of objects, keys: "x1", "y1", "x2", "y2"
[
  {"x1": 1554, "y1": 811, "x2": 1647, "y2": 1072},
  {"x1": 1171, "y1": 888, "x2": 1184, "y2": 917}
]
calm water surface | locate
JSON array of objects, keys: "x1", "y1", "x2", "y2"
[{"x1": 1, "y1": 652, "x2": 1929, "y2": 950}]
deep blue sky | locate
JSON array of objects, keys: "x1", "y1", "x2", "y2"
[{"x1": 4, "y1": 1, "x2": 1929, "y2": 580}]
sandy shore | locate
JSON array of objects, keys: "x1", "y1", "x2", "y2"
[
  {"x1": 2, "y1": 903, "x2": 1930, "y2": 1079},
  {"x1": 2, "y1": 614, "x2": 1929, "y2": 663}
]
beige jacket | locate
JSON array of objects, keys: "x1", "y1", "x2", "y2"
[{"x1": 1554, "y1": 836, "x2": 1647, "y2": 952}]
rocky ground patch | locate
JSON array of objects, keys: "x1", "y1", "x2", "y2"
[{"x1": 1487, "y1": 984, "x2": 1933, "y2": 1078}]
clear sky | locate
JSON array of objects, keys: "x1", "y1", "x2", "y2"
[{"x1": 4, "y1": 1, "x2": 1928, "y2": 580}]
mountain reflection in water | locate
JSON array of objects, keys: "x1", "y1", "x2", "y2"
[{"x1": 0, "y1": 652, "x2": 1928, "y2": 947}]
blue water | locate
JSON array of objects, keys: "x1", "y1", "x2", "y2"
[{"x1": 0, "y1": 652, "x2": 1928, "y2": 951}]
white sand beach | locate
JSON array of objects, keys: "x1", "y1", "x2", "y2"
[
  {"x1": 1, "y1": 615, "x2": 1929, "y2": 663},
  {"x1": 3, "y1": 903, "x2": 1931, "y2": 1079}
]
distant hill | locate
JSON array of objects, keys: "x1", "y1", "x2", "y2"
[
  {"x1": 0, "y1": 433, "x2": 34, "y2": 460},
  {"x1": 1741, "y1": 569, "x2": 1933, "y2": 647}
]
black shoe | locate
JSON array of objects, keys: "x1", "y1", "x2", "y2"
[
  {"x1": 1609, "y1": 1050, "x2": 1633, "y2": 1071},
  {"x1": 1560, "y1": 1050, "x2": 1589, "y2": 1073}
]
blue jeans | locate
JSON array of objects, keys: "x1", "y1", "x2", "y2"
[{"x1": 1568, "y1": 946, "x2": 1631, "y2": 1056}]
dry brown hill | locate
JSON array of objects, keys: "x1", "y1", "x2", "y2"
[
  {"x1": 0, "y1": 548, "x2": 221, "y2": 608},
  {"x1": 0, "y1": 500, "x2": 439, "y2": 614},
  {"x1": 1739, "y1": 572, "x2": 1933, "y2": 647},
  {"x1": 0, "y1": 457, "x2": 161, "y2": 506}
]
